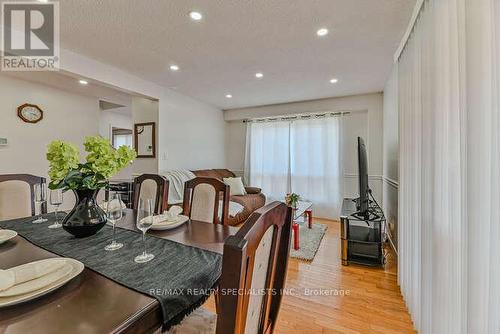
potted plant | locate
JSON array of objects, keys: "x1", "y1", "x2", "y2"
[
  {"x1": 285, "y1": 193, "x2": 300, "y2": 209},
  {"x1": 47, "y1": 136, "x2": 136, "y2": 238}
]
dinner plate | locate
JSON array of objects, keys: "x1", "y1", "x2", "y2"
[
  {"x1": 0, "y1": 258, "x2": 84, "y2": 308},
  {"x1": 150, "y1": 215, "x2": 189, "y2": 231},
  {"x1": 0, "y1": 230, "x2": 17, "y2": 245}
]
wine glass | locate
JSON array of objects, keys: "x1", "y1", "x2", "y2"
[
  {"x1": 32, "y1": 183, "x2": 48, "y2": 224},
  {"x1": 48, "y1": 189, "x2": 64, "y2": 229},
  {"x1": 134, "y1": 198, "x2": 155, "y2": 263},
  {"x1": 105, "y1": 193, "x2": 124, "y2": 251}
]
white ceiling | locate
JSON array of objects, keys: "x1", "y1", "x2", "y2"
[{"x1": 56, "y1": 0, "x2": 414, "y2": 109}]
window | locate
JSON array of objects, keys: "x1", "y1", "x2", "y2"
[{"x1": 245, "y1": 115, "x2": 343, "y2": 219}]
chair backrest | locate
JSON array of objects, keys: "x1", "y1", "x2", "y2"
[
  {"x1": 182, "y1": 177, "x2": 229, "y2": 225},
  {"x1": 216, "y1": 201, "x2": 292, "y2": 334},
  {"x1": 0, "y1": 174, "x2": 46, "y2": 220},
  {"x1": 133, "y1": 174, "x2": 168, "y2": 214}
]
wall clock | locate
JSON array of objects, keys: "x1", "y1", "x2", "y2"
[{"x1": 17, "y1": 104, "x2": 43, "y2": 123}]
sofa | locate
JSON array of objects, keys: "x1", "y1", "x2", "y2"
[{"x1": 191, "y1": 169, "x2": 266, "y2": 226}]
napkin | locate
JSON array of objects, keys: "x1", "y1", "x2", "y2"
[
  {"x1": 0, "y1": 258, "x2": 67, "y2": 293},
  {"x1": 163, "y1": 205, "x2": 183, "y2": 221}
]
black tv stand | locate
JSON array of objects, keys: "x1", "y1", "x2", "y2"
[{"x1": 340, "y1": 198, "x2": 386, "y2": 266}]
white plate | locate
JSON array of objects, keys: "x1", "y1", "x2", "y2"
[
  {"x1": 0, "y1": 230, "x2": 17, "y2": 244},
  {"x1": 0, "y1": 258, "x2": 84, "y2": 308},
  {"x1": 150, "y1": 215, "x2": 189, "y2": 231}
]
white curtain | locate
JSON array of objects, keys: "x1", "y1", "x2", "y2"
[
  {"x1": 290, "y1": 117, "x2": 342, "y2": 218},
  {"x1": 245, "y1": 120, "x2": 290, "y2": 202},
  {"x1": 245, "y1": 116, "x2": 342, "y2": 219},
  {"x1": 397, "y1": 0, "x2": 500, "y2": 333}
]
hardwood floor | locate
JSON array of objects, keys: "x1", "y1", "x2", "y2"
[{"x1": 205, "y1": 218, "x2": 415, "y2": 333}]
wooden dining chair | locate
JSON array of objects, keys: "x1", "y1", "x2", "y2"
[
  {"x1": 0, "y1": 174, "x2": 47, "y2": 220},
  {"x1": 133, "y1": 174, "x2": 169, "y2": 214},
  {"x1": 182, "y1": 177, "x2": 230, "y2": 225},
  {"x1": 168, "y1": 201, "x2": 293, "y2": 334}
]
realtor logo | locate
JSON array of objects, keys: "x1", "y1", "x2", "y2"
[{"x1": 1, "y1": 1, "x2": 59, "y2": 71}]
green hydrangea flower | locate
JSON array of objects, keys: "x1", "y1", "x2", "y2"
[{"x1": 46, "y1": 136, "x2": 136, "y2": 190}]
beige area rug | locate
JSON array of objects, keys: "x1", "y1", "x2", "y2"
[{"x1": 290, "y1": 223, "x2": 327, "y2": 261}]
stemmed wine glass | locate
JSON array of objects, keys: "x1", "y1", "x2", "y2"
[
  {"x1": 32, "y1": 183, "x2": 48, "y2": 224},
  {"x1": 105, "y1": 193, "x2": 124, "y2": 251},
  {"x1": 134, "y1": 198, "x2": 155, "y2": 263},
  {"x1": 48, "y1": 189, "x2": 64, "y2": 229}
]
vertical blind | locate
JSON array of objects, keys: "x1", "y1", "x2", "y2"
[
  {"x1": 245, "y1": 116, "x2": 342, "y2": 219},
  {"x1": 397, "y1": 0, "x2": 500, "y2": 333}
]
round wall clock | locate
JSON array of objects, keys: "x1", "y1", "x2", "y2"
[{"x1": 17, "y1": 104, "x2": 43, "y2": 123}]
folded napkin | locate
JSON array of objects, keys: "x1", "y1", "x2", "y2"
[
  {"x1": 163, "y1": 205, "x2": 183, "y2": 221},
  {"x1": 0, "y1": 258, "x2": 67, "y2": 293}
]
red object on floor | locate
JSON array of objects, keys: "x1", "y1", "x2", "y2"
[
  {"x1": 305, "y1": 209, "x2": 313, "y2": 229},
  {"x1": 292, "y1": 223, "x2": 299, "y2": 250}
]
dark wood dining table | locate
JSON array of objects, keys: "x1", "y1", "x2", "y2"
[{"x1": 0, "y1": 209, "x2": 238, "y2": 334}]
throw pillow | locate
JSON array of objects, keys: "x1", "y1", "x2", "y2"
[{"x1": 223, "y1": 177, "x2": 247, "y2": 196}]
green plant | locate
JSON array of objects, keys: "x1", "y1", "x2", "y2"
[
  {"x1": 47, "y1": 136, "x2": 136, "y2": 190},
  {"x1": 285, "y1": 193, "x2": 300, "y2": 207}
]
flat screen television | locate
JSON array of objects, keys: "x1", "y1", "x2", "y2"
[{"x1": 357, "y1": 137, "x2": 370, "y2": 216}]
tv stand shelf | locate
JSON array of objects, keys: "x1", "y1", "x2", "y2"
[{"x1": 340, "y1": 198, "x2": 386, "y2": 266}]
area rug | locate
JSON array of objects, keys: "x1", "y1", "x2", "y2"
[{"x1": 290, "y1": 223, "x2": 328, "y2": 261}]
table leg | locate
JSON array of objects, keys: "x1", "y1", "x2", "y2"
[
  {"x1": 292, "y1": 223, "x2": 299, "y2": 250},
  {"x1": 305, "y1": 209, "x2": 312, "y2": 229}
]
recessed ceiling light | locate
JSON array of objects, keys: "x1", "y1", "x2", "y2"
[
  {"x1": 225, "y1": 94, "x2": 232, "y2": 98},
  {"x1": 330, "y1": 78, "x2": 338, "y2": 84},
  {"x1": 189, "y1": 11, "x2": 203, "y2": 21},
  {"x1": 79, "y1": 79, "x2": 88, "y2": 85},
  {"x1": 317, "y1": 28, "x2": 329, "y2": 37},
  {"x1": 255, "y1": 72, "x2": 263, "y2": 79},
  {"x1": 37, "y1": 0, "x2": 48, "y2": 2},
  {"x1": 169, "y1": 64, "x2": 179, "y2": 71}
]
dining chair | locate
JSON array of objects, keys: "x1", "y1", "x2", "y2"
[
  {"x1": 182, "y1": 177, "x2": 230, "y2": 225},
  {"x1": 168, "y1": 201, "x2": 293, "y2": 334},
  {"x1": 0, "y1": 174, "x2": 47, "y2": 220},
  {"x1": 133, "y1": 174, "x2": 169, "y2": 214}
]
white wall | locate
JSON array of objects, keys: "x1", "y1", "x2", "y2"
[
  {"x1": 224, "y1": 93, "x2": 384, "y2": 203},
  {"x1": 0, "y1": 74, "x2": 101, "y2": 209},
  {"x1": 382, "y1": 65, "x2": 399, "y2": 250},
  {"x1": 159, "y1": 90, "x2": 226, "y2": 171}
]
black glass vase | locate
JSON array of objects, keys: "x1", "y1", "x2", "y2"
[{"x1": 62, "y1": 188, "x2": 106, "y2": 238}]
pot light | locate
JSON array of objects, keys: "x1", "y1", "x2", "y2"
[
  {"x1": 189, "y1": 11, "x2": 203, "y2": 21},
  {"x1": 37, "y1": 0, "x2": 49, "y2": 2},
  {"x1": 330, "y1": 78, "x2": 338, "y2": 84},
  {"x1": 169, "y1": 64, "x2": 179, "y2": 71},
  {"x1": 225, "y1": 94, "x2": 232, "y2": 98},
  {"x1": 317, "y1": 28, "x2": 329, "y2": 37},
  {"x1": 79, "y1": 79, "x2": 88, "y2": 85},
  {"x1": 255, "y1": 72, "x2": 263, "y2": 79}
]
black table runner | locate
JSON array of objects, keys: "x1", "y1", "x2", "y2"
[{"x1": 0, "y1": 214, "x2": 222, "y2": 331}]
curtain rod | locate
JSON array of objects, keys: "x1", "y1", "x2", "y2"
[
  {"x1": 243, "y1": 111, "x2": 350, "y2": 123},
  {"x1": 393, "y1": 0, "x2": 425, "y2": 63}
]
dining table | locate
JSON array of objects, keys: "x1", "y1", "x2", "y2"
[{"x1": 0, "y1": 209, "x2": 238, "y2": 334}]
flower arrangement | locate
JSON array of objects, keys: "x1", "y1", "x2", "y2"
[
  {"x1": 285, "y1": 193, "x2": 300, "y2": 208},
  {"x1": 47, "y1": 136, "x2": 136, "y2": 190}
]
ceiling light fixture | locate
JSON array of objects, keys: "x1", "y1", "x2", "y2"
[
  {"x1": 37, "y1": 0, "x2": 49, "y2": 2},
  {"x1": 317, "y1": 28, "x2": 329, "y2": 37},
  {"x1": 79, "y1": 79, "x2": 88, "y2": 85},
  {"x1": 330, "y1": 78, "x2": 338, "y2": 84},
  {"x1": 189, "y1": 11, "x2": 203, "y2": 21},
  {"x1": 225, "y1": 94, "x2": 232, "y2": 98},
  {"x1": 255, "y1": 72, "x2": 263, "y2": 79},
  {"x1": 169, "y1": 64, "x2": 179, "y2": 71}
]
